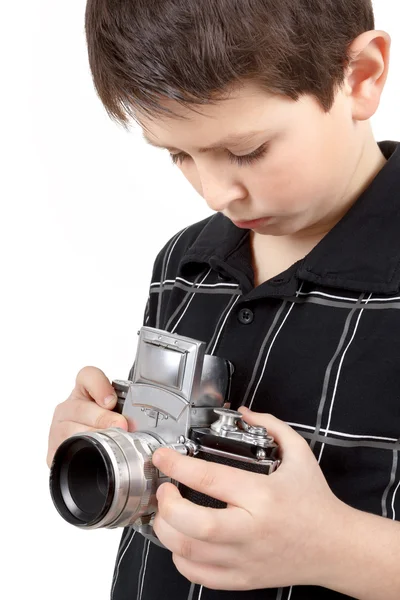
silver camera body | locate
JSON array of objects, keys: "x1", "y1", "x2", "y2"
[{"x1": 49, "y1": 327, "x2": 280, "y2": 547}]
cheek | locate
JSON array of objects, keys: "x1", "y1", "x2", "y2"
[
  {"x1": 253, "y1": 139, "x2": 347, "y2": 214},
  {"x1": 178, "y1": 164, "x2": 204, "y2": 197},
  {"x1": 249, "y1": 158, "x2": 321, "y2": 213}
]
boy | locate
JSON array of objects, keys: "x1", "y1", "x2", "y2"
[{"x1": 47, "y1": 1, "x2": 400, "y2": 598}]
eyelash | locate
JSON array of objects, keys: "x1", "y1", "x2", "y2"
[{"x1": 169, "y1": 143, "x2": 269, "y2": 167}]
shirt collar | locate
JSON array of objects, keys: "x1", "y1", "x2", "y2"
[{"x1": 181, "y1": 141, "x2": 400, "y2": 294}]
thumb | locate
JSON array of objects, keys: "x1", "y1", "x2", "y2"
[
  {"x1": 75, "y1": 366, "x2": 118, "y2": 409},
  {"x1": 238, "y1": 406, "x2": 308, "y2": 459}
]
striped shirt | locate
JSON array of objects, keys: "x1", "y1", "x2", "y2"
[{"x1": 111, "y1": 140, "x2": 400, "y2": 600}]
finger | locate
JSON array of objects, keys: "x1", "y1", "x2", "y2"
[
  {"x1": 75, "y1": 366, "x2": 118, "y2": 409},
  {"x1": 47, "y1": 421, "x2": 97, "y2": 468},
  {"x1": 55, "y1": 398, "x2": 128, "y2": 431},
  {"x1": 173, "y1": 554, "x2": 243, "y2": 591},
  {"x1": 153, "y1": 511, "x2": 238, "y2": 566},
  {"x1": 152, "y1": 449, "x2": 263, "y2": 508},
  {"x1": 239, "y1": 406, "x2": 310, "y2": 460},
  {"x1": 156, "y1": 482, "x2": 250, "y2": 543}
]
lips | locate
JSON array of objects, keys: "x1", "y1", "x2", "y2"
[{"x1": 231, "y1": 217, "x2": 272, "y2": 229}]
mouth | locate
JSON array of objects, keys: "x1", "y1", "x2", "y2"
[{"x1": 231, "y1": 217, "x2": 272, "y2": 229}]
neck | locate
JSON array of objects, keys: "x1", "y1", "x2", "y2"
[{"x1": 331, "y1": 130, "x2": 387, "y2": 233}]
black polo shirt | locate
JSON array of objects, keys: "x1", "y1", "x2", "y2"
[{"x1": 111, "y1": 140, "x2": 400, "y2": 600}]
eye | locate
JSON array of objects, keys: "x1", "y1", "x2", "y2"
[{"x1": 169, "y1": 143, "x2": 269, "y2": 166}]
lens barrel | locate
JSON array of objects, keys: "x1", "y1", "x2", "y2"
[{"x1": 49, "y1": 429, "x2": 160, "y2": 529}]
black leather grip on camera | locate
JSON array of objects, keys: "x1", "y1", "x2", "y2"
[{"x1": 179, "y1": 450, "x2": 271, "y2": 509}]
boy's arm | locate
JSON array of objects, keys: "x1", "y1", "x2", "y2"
[{"x1": 321, "y1": 505, "x2": 400, "y2": 600}]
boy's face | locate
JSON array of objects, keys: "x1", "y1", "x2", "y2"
[{"x1": 139, "y1": 81, "x2": 372, "y2": 238}]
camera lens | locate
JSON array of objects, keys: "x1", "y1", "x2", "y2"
[
  {"x1": 50, "y1": 429, "x2": 161, "y2": 530},
  {"x1": 50, "y1": 437, "x2": 115, "y2": 526},
  {"x1": 65, "y1": 444, "x2": 108, "y2": 514}
]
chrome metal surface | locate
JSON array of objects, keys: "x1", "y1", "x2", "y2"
[
  {"x1": 50, "y1": 326, "x2": 281, "y2": 549},
  {"x1": 197, "y1": 444, "x2": 279, "y2": 472},
  {"x1": 211, "y1": 408, "x2": 242, "y2": 433}
]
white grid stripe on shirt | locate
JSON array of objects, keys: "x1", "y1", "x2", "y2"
[{"x1": 317, "y1": 294, "x2": 372, "y2": 464}]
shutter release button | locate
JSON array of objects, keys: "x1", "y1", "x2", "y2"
[{"x1": 238, "y1": 308, "x2": 254, "y2": 324}]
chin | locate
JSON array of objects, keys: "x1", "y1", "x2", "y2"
[{"x1": 252, "y1": 221, "x2": 288, "y2": 236}]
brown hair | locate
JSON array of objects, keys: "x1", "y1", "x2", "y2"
[{"x1": 84, "y1": 0, "x2": 375, "y2": 129}]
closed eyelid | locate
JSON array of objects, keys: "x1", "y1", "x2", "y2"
[
  {"x1": 170, "y1": 141, "x2": 267, "y2": 157},
  {"x1": 170, "y1": 142, "x2": 269, "y2": 166}
]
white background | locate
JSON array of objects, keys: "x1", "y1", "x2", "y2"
[{"x1": 1, "y1": 1, "x2": 399, "y2": 598}]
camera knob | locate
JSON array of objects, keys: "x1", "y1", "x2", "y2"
[
  {"x1": 211, "y1": 408, "x2": 242, "y2": 433},
  {"x1": 112, "y1": 380, "x2": 131, "y2": 398},
  {"x1": 247, "y1": 425, "x2": 267, "y2": 436}
]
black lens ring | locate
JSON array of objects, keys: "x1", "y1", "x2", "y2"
[{"x1": 50, "y1": 435, "x2": 116, "y2": 527}]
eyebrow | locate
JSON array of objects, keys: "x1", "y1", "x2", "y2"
[{"x1": 142, "y1": 130, "x2": 267, "y2": 153}]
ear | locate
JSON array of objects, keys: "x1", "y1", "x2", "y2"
[{"x1": 343, "y1": 30, "x2": 391, "y2": 121}]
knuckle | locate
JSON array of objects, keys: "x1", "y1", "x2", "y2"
[
  {"x1": 179, "y1": 538, "x2": 192, "y2": 561},
  {"x1": 161, "y1": 458, "x2": 177, "y2": 480},
  {"x1": 94, "y1": 411, "x2": 111, "y2": 430},
  {"x1": 111, "y1": 417, "x2": 128, "y2": 430},
  {"x1": 71, "y1": 399, "x2": 87, "y2": 421},
  {"x1": 201, "y1": 517, "x2": 219, "y2": 542},
  {"x1": 168, "y1": 461, "x2": 179, "y2": 481},
  {"x1": 54, "y1": 396, "x2": 82, "y2": 423},
  {"x1": 198, "y1": 466, "x2": 216, "y2": 491}
]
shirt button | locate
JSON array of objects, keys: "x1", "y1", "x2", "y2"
[{"x1": 238, "y1": 308, "x2": 254, "y2": 325}]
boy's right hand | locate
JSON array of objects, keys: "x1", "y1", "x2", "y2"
[{"x1": 46, "y1": 366, "x2": 129, "y2": 468}]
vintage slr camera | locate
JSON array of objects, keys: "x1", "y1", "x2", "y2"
[{"x1": 50, "y1": 327, "x2": 280, "y2": 546}]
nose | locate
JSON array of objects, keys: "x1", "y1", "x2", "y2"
[{"x1": 197, "y1": 163, "x2": 247, "y2": 213}]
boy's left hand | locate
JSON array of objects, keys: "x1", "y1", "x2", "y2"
[{"x1": 152, "y1": 406, "x2": 350, "y2": 591}]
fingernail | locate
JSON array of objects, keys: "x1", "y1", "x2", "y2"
[
  {"x1": 104, "y1": 394, "x2": 117, "y2": 406},
  {"x1": 152, "y1": 449, "x2": 163, "y2": 466}
]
